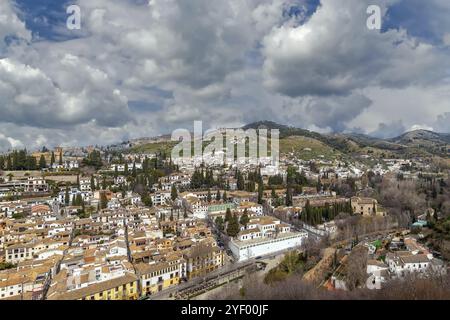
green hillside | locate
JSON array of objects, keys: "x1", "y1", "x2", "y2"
[{"x1": 280, "y1": 136, "x2": 341, "y2": 160}]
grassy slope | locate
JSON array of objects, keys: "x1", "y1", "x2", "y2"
[
  {"x1": 125, "y1": 125, "x2": 449, "y2": 161},
  {"x1": 129, "y1": 141, "x2": 177, "y2": 154},
  {"x1": 279, "y1": 136, "x2": 341, "y2": 160}
]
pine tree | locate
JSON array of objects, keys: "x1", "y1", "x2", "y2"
[
  {"x1": 207, "y1": 189, "x2": 212, "y2": 203},
  {"x1": 59, "y1": 149, "x2": 63, "y2": 165},
  {"x1": 216, "y1": 190, "x2": 221, "y2": 201}
]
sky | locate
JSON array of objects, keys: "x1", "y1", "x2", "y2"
[{"x1": 0, "y1": 0, "x2": 450, "y2": 151}]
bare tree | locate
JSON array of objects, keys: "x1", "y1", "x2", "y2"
[{"x1": 344, "y1": 246, "x2": 368, "y2": 291}]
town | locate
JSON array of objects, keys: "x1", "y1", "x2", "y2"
[{"x1": 1, "y1": 123, "x2": 449, "y2": 300}]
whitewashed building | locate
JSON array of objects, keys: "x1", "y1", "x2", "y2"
[{"x1": 228, "y1": 216, "x2": 308, "y2": 262}]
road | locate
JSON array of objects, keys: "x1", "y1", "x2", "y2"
[
  {"x1": 145, "y1": 216, "x2": 316, "y2": 300},
  {"x1": 145, "y1": 259, "x2": 255, "y2": 300},
  {"x1": 146, "y1": 244, "x2": 303, "y2": 300}
]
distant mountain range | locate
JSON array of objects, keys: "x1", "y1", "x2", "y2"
[{"x1": 117, "y1": 120, "x2": 449, "y2": 158}]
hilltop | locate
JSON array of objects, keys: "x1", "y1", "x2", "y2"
[{"x1": 118, "y1": 121, "x2": 450, "y2": 159}]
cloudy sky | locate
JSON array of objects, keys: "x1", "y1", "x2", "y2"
[{"x1": 1, "y1": 0, "x2": 449, "y2": 151}]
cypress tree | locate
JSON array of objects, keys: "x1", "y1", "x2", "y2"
[
  {"x1": 171, "y1": 184, "x2": 178, "y2": 201},
  {"x1": 132, "y1": 162, "x2": 137, "y2": 177},
  {"x1": 65, "y1": 187, "x2": 70, "y2": 205},
  {"x1": 6, "y1": 156, "x2": 12, "y2": 170},
  {"x1": 257, "y1": 180, "x2": 264, "y2": 204},
  {"x1": 227, "y1": 213, "x2": 240, "y2": 237},
  {"x1": 240, "y1": 209, "x2": 250, "y2": 227},
  {"x1": 50, "y1": 152, "x2": 55, "y2": 167},
  {"x1": 39, "y1": 155, "x2": 46, "y2": 169},
  {"x1": 100, "y1": 192, "x2": 108, "y2": 209},
  {"x1": 90, "y1": 176, "x2": 96, "y2": 191},
  {"x1": 225, "y1": 208, "x2": 232, "y2": 223},
  {"x1": 286, "y1": 186, "x2": 293, "y2": 206},
  {"x1": 237, "y1": 172, "x2": 245, "y2": 190},
  {"x1": 77, "y1": 194, "x2": 83, "y2": 206}
]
